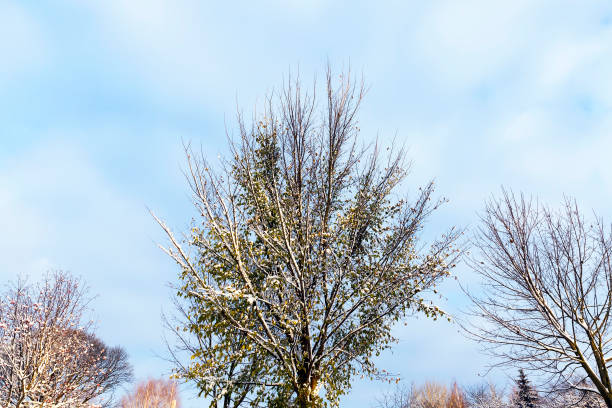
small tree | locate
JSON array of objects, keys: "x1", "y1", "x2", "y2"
[
  {"x1": 155, "y1": 68, "x2": 460, "y2": 407},
  {"x1": 0, "y1": 272, "x2": 133, "y2": 407},
  {"x1": 512, "y1": 370, "x2": 538, "y2": 408},
  {"x1": 463, "y1": 383, "x2": 506, "y2": 408},
  {"x1": 375, "y1": 382, "x2": 466, "y2": 408},
  {"x1": 375, "y1": 384, "x2": 416, "y2": 408},
  {"x1": 414, "y1": 381, "x2": 448, "y2": 408},
  {"x1": 464, "y1": 191, "x2": 612, "y2": 407},
  {"x1": 447, "y1": 382, "x2": 467, "y2": 408},
  {"x1": 120, "y1": 378, "x2": 180, "y2": 408}
]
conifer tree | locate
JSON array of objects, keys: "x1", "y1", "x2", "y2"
[{"x1": 515, "y1": 370, "x2": 538, "y2": 408}]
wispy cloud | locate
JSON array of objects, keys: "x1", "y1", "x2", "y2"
[
  {"x1": 2, "y1": 1, "x2": 612, "y2": 406},
  {"x1": 0, "y1": 140, "x2": 178, "y2": 379},
  {"x1": 0, "y1": 2, "x2": 48, "y2": 84}
]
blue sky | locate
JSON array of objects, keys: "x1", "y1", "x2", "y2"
[{"x1": 2, "y1": 1, "x2": 612, "y2": 406}]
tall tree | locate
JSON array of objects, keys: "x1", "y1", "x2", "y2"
[
  {"x1": 155, "y1": 68, "x2": 459, "y2": 407},
  {"x1": 464, "y1": 190, "x2": 612, "y2": 407},
  {"x1": 0, "y1": 272, "x2": 133, "y2": 407}
]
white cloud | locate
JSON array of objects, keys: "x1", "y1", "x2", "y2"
[
  {"x1": 72, "y1": 0, "x2": 320, "y2": 113},
  {"x1": 0, "y1": 3, "x2": 48, "y2": 83},
  {"x1": 498, "y1": 110, "x2": 548, "y2": 143},
  {"x1": 537, "y1": 39, "x2": 604, "y2": 89},
  {"x1": 412, "y1": 0, "x2": 534, "y2": 88},
  {"x1": 4, "y1": 1, "x2": 612, "y2": 405},
  {"x1": 0, "y1": 140, "x2": 176, "y2": 379},
  {"x1": 481, "y1": 109, "x2": 612, "y2": 215}
]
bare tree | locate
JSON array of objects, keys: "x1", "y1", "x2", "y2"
[
  {"x1": 414, "y1": 381, "x2": 449, "y2": 408},
  {"x1": 375, "y1": 384, "x2": 417, "y2": 408},
  {"x1": 154, "y1": 67, "x2": 460, "y2": 407},
  {"x1": 544, "y1": 383, "x2": 606, "y2": 408},
  {"x1": 375, "y1": 382, "x2": 466, "y2": 408},
  {"x1": 0, "y1": 272, "x2": 133, "y2": 407},
  {"x1": 464, "y1": 190, "x2": 612, "y2": 407},
  {"x1": 120, "y1": 378, "x2": 180, "y2": 408},
  {"x1": 447, "y1": 382, "x2": 467, "y2": 408},
  {"x1": 463, "y1": 383, "x2": 507, "y2": 408}
]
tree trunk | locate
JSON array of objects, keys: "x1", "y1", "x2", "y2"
[
  {"x1": 603, "y1": 392, "x2": 612, "y2": 408},
  {"x1": 295, "y1": 376, "x2": 322, "y2": 408},
  {"x1": 296, "y1": 385, "x2": 314, "y2": 408}
]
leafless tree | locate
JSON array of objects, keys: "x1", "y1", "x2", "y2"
[
  {"x1": 447, "y1": 382, "x2": 467, "y2": 408},
  {"x1": 375, "y1": 382, "x2": 466, "y2": 408},
  {"x1": 414, "y1": 381, "x2": 449, "y2": 408},
  {"x1": 375, "y1": 384, "x2": 417, "y2": 408},
  {"x1": 544, "y1": 384, "x2": 606, "y2": 408},
  {"x1": 463, "y1": 383, "x2": 507, "y2": 408},
  {"x1": 0, "y1": 271, "x2": 132, "y2": 407},
  {"x1": 464, "y1": 190, "x2": 612, "y2": 407},
  {"x1": 120, "y1": 378, "x2": 180, "y2": 408}
]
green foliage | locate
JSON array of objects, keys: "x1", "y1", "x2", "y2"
[{"x1": 160, "y1": 69, "x2": 459, "y2": 408}]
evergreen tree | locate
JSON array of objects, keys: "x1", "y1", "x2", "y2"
[{"x1": 515, "y1": 370, "x2": 539, "y2": 408}]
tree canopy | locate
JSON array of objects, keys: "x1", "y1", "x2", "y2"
[
  {"x1": 0, "y1": 272, "x2": 132, "y2": 408},
  {"x1": 465, "y1": 191, "x2": 612, "y2": 407},
  {"x1": 156, "y1": 68, "x2": 460, "y2": 408}
]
